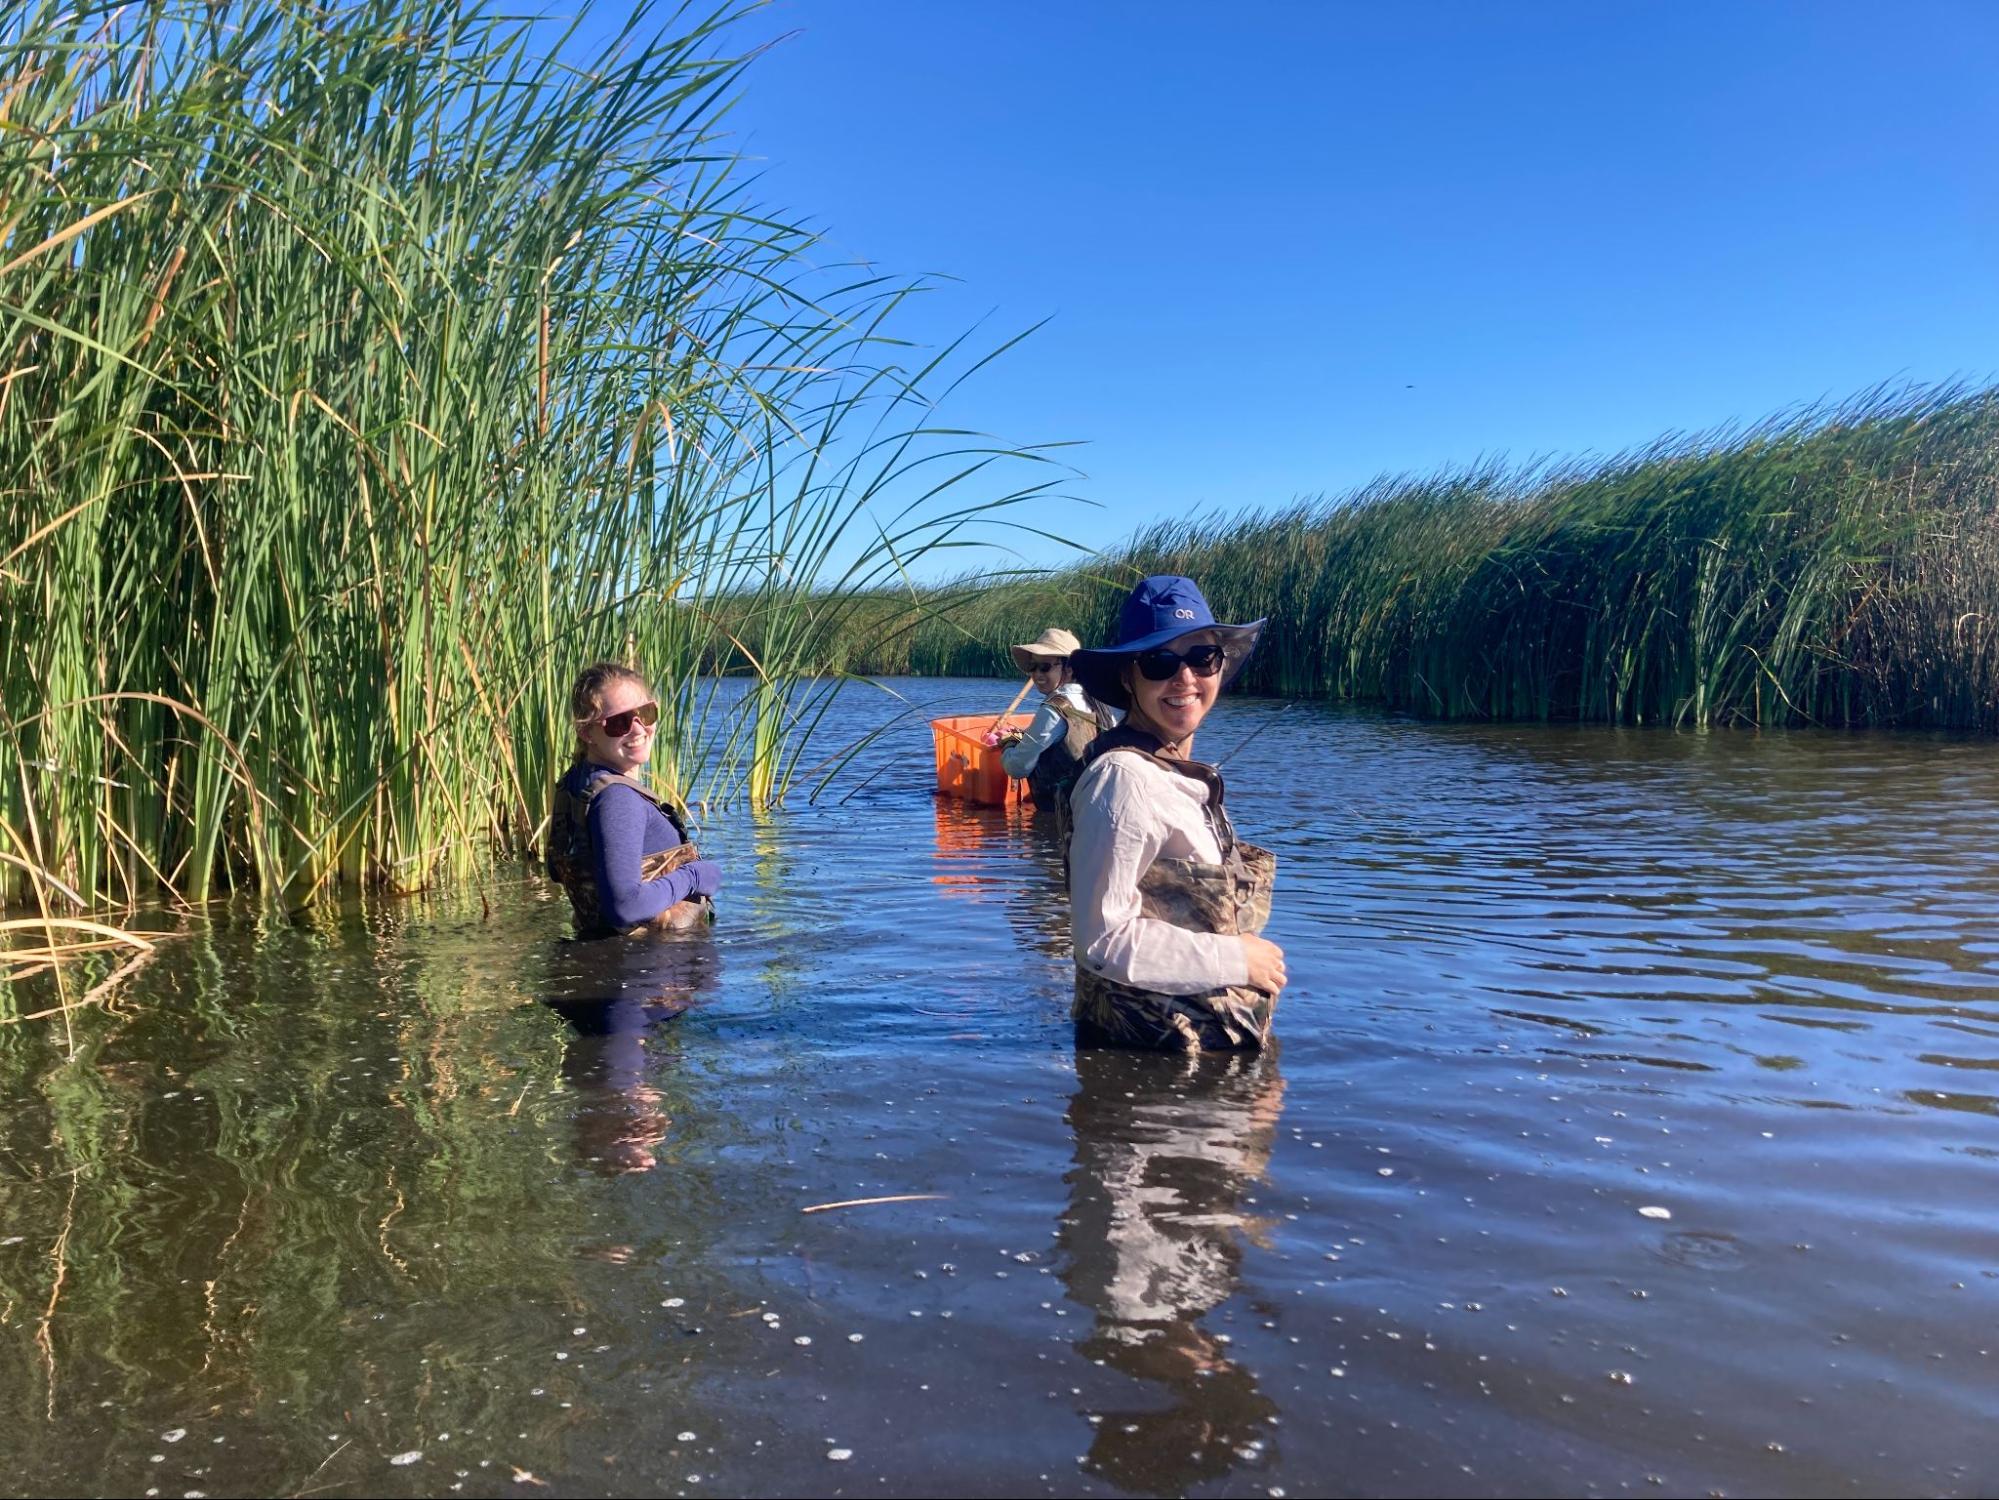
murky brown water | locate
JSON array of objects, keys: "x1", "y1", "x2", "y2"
[{"x1": 3, "y1": 681, "x2": 1997, "y2": 1498}]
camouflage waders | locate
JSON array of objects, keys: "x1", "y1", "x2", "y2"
[
  {"x1": 547, "y1": 769, "x2": 712, "y2": 939},
  {"x1": 1070, "y1": 741, "x2": 1278, "y2": 1052},
  {"x1": 1027, "y1": 695, "x2": 1118, "y2": 812}
]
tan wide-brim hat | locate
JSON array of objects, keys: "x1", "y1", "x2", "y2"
[{"x1": 1008, "y1": 627, "x2": 1082, "y2": 674}]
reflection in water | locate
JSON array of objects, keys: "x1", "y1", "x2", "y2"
[
  {"x1": 932, "y1": 795, "x2": 1071, "y2": 957},
  {"x1": 1059, "y1": 1046, "x2": 1286, "y2": 1494},
  {"x1": 543, "y1": 935, "x2": 720, "y2": 1174},
  {"x1": 8, "y1": 687, "x2": 1999, "y2": 1495},
  {"x1": 931, "y1": 794, "x2": 1027, "y2": 884}
]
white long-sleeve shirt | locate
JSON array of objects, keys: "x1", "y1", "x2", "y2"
[
  {"x1": 1068, "y1": 751, "x2": 1252, "y2": 994},
  {"x1": 1001, "y1": 682, "x2": 1113, "y2": 778}
]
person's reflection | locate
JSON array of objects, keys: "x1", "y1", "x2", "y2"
[
  {"x1": 543, "y1": 934, "x2": 719, "y2": 1174},
  {"x1": 1059, "y1": 1046, "x2": 1286, "y2": 1493}
]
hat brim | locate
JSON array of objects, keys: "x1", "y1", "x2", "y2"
[
  {"x1": 1008, "y1": 643, "x2": 1069, "y2": 674},
  {"x1": 1071, "y1": 619, "x2": 1265, "y2": 711}
]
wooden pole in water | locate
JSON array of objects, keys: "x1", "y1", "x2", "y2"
[{"x1": 801, "y1": 1193, "x2": 946, "y2": 1215}]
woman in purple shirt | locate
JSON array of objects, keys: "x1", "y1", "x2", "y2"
[{"x1": 546, "y1": 661, "x2": 722, "y2": 938}]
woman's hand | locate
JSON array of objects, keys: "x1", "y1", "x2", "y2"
[{"x1": 1241, "y1": 933, "x2": 1288, "y2": 993}]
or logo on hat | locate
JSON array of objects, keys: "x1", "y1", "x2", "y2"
[{"x1": 1072, "y1": 573, "x2": 1264, "y2": 711}]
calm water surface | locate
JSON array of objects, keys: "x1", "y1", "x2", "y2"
[{"x1": 4, "y1": 680, "x2": 1998, "y2": 1498}]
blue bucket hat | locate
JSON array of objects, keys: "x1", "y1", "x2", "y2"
[{"x1": 1071, "y1": 575, "x2": 1265, "y2": 711}]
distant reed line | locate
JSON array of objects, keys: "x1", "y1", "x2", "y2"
[
  {"x1": 826, "y1": 386, "x2": 1999, "y2": 733},
  {"x1": 0, "y1": 0, "x2": 1060, "y2": 922}
]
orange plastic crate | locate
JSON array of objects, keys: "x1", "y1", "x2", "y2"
[{"x1": 930, "y1": 713, "x2": 1033, "y2": 805}]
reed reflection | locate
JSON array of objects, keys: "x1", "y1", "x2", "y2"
[
  {"x1": 542, "y1": 934, "x2": 719, "y2": 1174},
  {"x1": 1059, "y1": 1046, "x2": 1285, "y2": 1494}
]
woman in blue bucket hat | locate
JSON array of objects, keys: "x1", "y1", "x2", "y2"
[{"x1": 1065, "y1": 576, "x2": 1288, "y2": 1050}]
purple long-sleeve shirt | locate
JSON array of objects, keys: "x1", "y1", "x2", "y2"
[{"x1": 563, "y1": 764, "x2": 707, "y2": 929}]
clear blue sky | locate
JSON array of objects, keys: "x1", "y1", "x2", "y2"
[{"x1": 599, "y1": 1, "x2": 1999, "y2": 573}]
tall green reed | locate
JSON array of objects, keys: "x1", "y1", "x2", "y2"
[
  {"x1": 0, "y1": 0, "x2": 1057, "y2": 916},
  {"x1": 847, "y1": 387, "x2": 1999, "y2": 734}
]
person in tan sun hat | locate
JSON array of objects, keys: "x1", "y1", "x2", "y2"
[{"x1": 1001, "y1": 627, "x2": 1121, "y2": 809}]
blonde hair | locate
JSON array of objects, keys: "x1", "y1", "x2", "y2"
[{"x1": 568, "y1": 660, "x2": 649, "y2": 761}]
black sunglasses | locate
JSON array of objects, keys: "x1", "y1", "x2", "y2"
[{"x1": 1134, "y1": 643, "x2": 1228, "y2": 682}]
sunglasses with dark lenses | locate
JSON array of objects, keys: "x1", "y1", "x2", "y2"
[
  {"x1": 1027, "y1": 659, "x2": 1061, "y2": 674},
  {"x1": 1134, "y1": 643, "x2": 1229, "y2": 682},
  {"x1": 596, "y1": 701, "x2": 660, "y2": 737}
]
